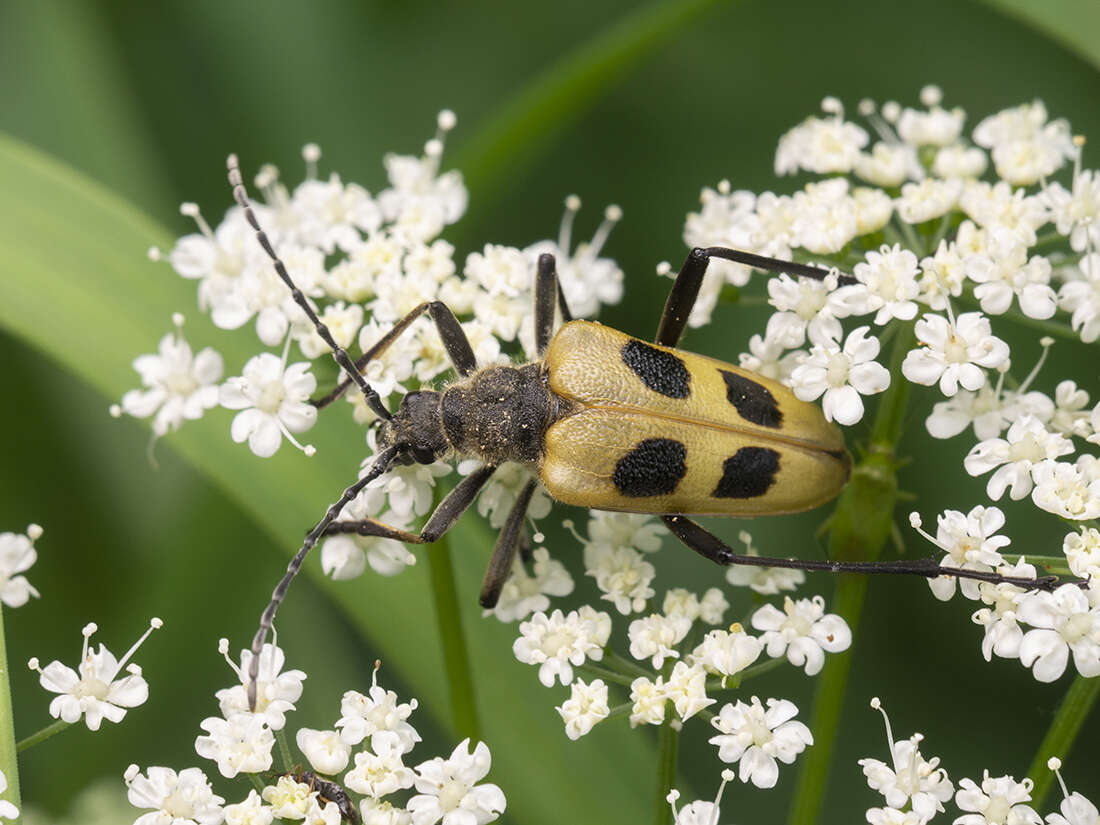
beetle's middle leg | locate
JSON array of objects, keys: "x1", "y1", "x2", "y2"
[
  {"x1": 653, "y1": 247, "x2": 857, "y2": 348},
  {"x1": 661, "y1": 515, "x2": 1062, "y2": 592},
  {"x1": 533, "y1": 253, "x2": 574, "y2": 357}
]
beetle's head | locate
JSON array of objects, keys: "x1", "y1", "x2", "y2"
[{"x1": 374, "y1": 390, "x2": 447, "y2": 465}]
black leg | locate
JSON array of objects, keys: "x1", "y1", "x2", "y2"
[
  {"x1": 227, "y1": 155, "x2": 392, "y2": 422},
  {"x1": 479, "y1": 479, "x2": 538, "y2": 608},
  {"x1": 312, "y1": 300, "x2": 478, "y2": 411},
  {"x1": 248, "y1": 445, "x2": 400, "y2": 708},
  {"x1": 534, "y1": 254, "x2": 558, "y2": 358},
  {"x1": 653, "y1": 247, "x2": 856, "y2": 348},
  {"x1": 661, "y1": 515, "x2": 1063, "y2": 591},
  {"x1": 323, "y1": 463, "x2": 497, "y2": 543}
]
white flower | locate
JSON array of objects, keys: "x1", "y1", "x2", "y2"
[
  {"x1": 556, "y1": 678, "x2": 610, "y2": 740},
  {"x1": 361, "y1": 798, "x2": 413, "y2": 825},
  {"x1": 910, "y1": 507, "x2": 1011, "y2": 601},
  {"x1": 31, "y1": 618, "x2": 160, "y2": 731},
  {"x1": 629, "y1": 676, "x2": 668, "y2": 727},
  {"x1": 663, "y1": 588, "x2": 702, "y2": 623},
  {"x1": 775, "y1": 110, "x2": 869, "y2": 176},
  {"x1": 708, "y1": 697, "x2": 813, "y2": 789},
  {"x1": 297, "y1": 728, "x2": 352, "y2": 776},
  {"x1": 1063, "y1": 527, "x2": 1100, "y2": 580},
  {"x1": 124, "y1": 765, "x2": 225, "y2": 825},
  {"x1": 292, "y1": 173, "x2": 382, "y2": 254},
  {"x1": 585, "y1": 511, "x2": 666, "y2": 552},
  {"x1": 725, "y1": 533, "x2": 806, "y2": 594},
  {"x1": 584, "y1": 544, "x2": 657, "y2": 614},
  {"x1": 337, "y1": 667, "x2": 421, "y2": 753},
  {"x1": 965, "y1": 230, "x2": 1056, "y2": 320},
  {"x1": 195, "y1": 713, "x2": 274, "y2": 778},
  {"x1": 513, "y1": 607, "x2": 610, "y2": 687},
  {"x1": 840, "y1": 245, "x2": 921, "y2": 326},
  {"x1": 0, "y1": 523, "x2": 42, "y2": 608},
  {"x1": 691, "y1": 626, "x2": 763, "y2": 684},
  {"x1": 224, "y1": 790, "x2": 273, "y2": 825},
  {"x1": 898, "y1": 97, "x2": 965, "y2": 146},
  {"x1": 1060, "y1": 256, "x2": 1100, "y2": 343},
  {"x1": 483, "y1": 547, "x2": 574, "y2": 623},
  {"x1": 114, "y1": 317, "x2": 224, "y2": 436},
  {"x1": 964, "y1": 417, "x2": 1073, "y2": 501},
  {"x1": 220, "y1": 352, "x2": 317, "y2": 457},
  {"x1": 790, "y1": 326, "x2": 889, "y2": 425},
  {"x1": 295, "y1": 300, "x2": 364, "y2": 359},
  {"x1": 344, "y1": 730, "x2": 416, "y2": 798},
  {"x1": 959, "y1": 181, "x2": 1048, "y2": 245},
  {"x1": 461, "y1": 463, "x2": 551, "y2": 529},
  {"x1": 407, "y1": 739, "x2": 505, "y2": 825},
  {"x1": 1043, "y1": 166, "x2": 1100, "y2": 253},
  {"x1": 667, "y1": 770, "x2": 735, "y2": 825},
  {"x1": 933, "y1": 144, "x2": 989, "y2": 179},
  {"x1": 1030, "y1": 460, "x2": 1100, "y2": 521},
  {"x1": 216, "y1": 640, "x2": 306, "y2": 730},
  {"x1": 954, "y1": 772, "x2": 1042, "y2": 825},
  {"x1": 664, "y1": 661, "x2": 716, "y2": 721},
  {"x1": 902, "y1": 312, "x2": 1009, "y2": 397},
  {"x1": 751, "y1": 596, "x2": 852, "y2": 675},
  {"x1": 263, "y1": 775, "x2": 319, "y2": 821},
  {"x1": 628, "y1": 613, "x2": 692, "y2": 669},
  {"x1": 369, "y1": 459, "x2": 453, "y2": 520},
  {"x1": 1016, "y1": 584, "x2": 1100, "y2": 682},
  {"x1": 972, "y1": 100, "x2": 1074, "y2": 185},
  {"x1": 765, "y1": 273, "x2": 844, "y2": 348},
  {"x1": 698, "y1": 588, "x2": 730, "y2": 625},
  {"x1": 896, "y1": 178, "x2": 962, "y2": 224},
  {"x1": 854, "y1": 142, "x2": 922, "y2": 187},
  {"x1": 0, "y1": 771, "x2": 17, "y2": 822},
  {"x1": 858, "y1": 698, "x2": 953, "y2": 821}
]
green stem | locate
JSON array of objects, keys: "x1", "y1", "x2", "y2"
[
  {"x1": 1025, "y1": 674, "x2": 1100, "y2": 807},
  {"x1": 787, "y1": 323, "x2": 914, "y2": 825},
  {"x1": 606, "y1": 701, "x2": 633, "y2": 721},
  {"x1": 653, "y1": 712, "x2": 680, "y2": 825},
  {"x1": 276, "y1": 727, "x2": 294, "y2": 772},
  {"x1": 607, "y1": 649, "x2": 656, "y2": 681},
  {"x1": 427, "y1": 529, "x2": 480, "y2": 741},
  {"x1": 577, "y1": 661, "x2": 637, "y2": 688},
  {"x1": 0, "y1": 608, "x2": 19, "y2": 815},
  {"x1": 15, "y1": 719, "x2": 69, "y2": 753}
]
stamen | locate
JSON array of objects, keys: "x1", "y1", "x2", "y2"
[
  {"x1": 712, "y1": 770, "x2": 735, "y2": 825},
  {"x1": 1018, "y1": 337, "x2": 1055, "y2": 393},
  {"x1": 147, "y1": 246, "x2": 162, "y2": 262},
  {"x1": 869, "y1": 697, "x2": 899, "y2": 760},
  {"x1": 909, "y1": 512, "x2": 947, "y2": 552},
  {"x1": 920, "y1": 85, "x2": 943, "y2": 108},
  {"x1": 116, "y1": 617, "x2": 164, "y2": 671},
  {"x1": 180, "y1": 202, "x2": 215, "y2": 241},
  {"x1": 172, "y1": 312, "x2": 186, "y2": 343},
  {"x1": 1047, "y1": 757, "x2": 1072, "y2": 800},
  {"x1": 302, "y1": 143, "x2": 321, "y2": 180},
  {"x1": 584, "y1": 204, "x2": 622, "y2": 262},
  {"x1": 277, "y1": 421, "x2": 316, "y2": 457},
  {"x1": 666, "y1": 789, "x2": 681, "y2": 823},
  {"x1": 656, "y1": 261, "x2": 672, "y2": 278},
  {"x1": 371, "y1": 659, "x2": 382, "y2": 690},
  {"x1": 717, "y1": 179, "x2": 731, "y2": 196},
  {"x1": 821, "y1": 96, "x2": 844, "y2": 119},
  {"x1": 27, "y1": 523, "x2": 43, "y2": 541},
  {"x1": 561, "y1": 518, "x2": 586, "y2": 545},
  {"x1": 80, "y1": 622, "x2": 97, "y2": 664},
  {"x1": 558, "y1": 195, "x2": 581, "y2": 253},
  {"x1": 219, "y1": 637, "x2": 244, "y2": 680}
]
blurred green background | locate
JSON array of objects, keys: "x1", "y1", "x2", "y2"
[{"x1": 1, "y1": 0, "x2": 1098, "y2": 823}]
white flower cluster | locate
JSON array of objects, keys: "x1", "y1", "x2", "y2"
[
  {"x1": 0, "y1": 523, "x2": 42, "y2": 608},
  {"x1": 127, "y1": 647, "x2": 506, "y2": 825},
  {"x1": 514, "y1": 521, "x2": 848, "y2": 788},
  {"x1": 856, "y1": 700, "x2": 1095, "y2": 825},
  {"x1": 911, "y1": 505, "x2": 1100, "y2": 682}
]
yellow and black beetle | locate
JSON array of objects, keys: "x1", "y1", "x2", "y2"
[{"x1": 226, "y1": 156, "x2": 1057, "y2": 698}]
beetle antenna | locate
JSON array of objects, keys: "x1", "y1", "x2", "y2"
[
  {"x1": 226, "y1": 154, "x2": 392, "y2": 421},
  {"x1": 247, "y1": 445, "x2": 400, "y2": 709}
]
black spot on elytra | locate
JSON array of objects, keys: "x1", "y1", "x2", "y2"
[
  {"x1": 720, "y1": 370, "x2": 782, "y2": 428},
  {"x1": 622, "y1": 340, "x2": 691, "y2": 399},
  {"x1": 712, "y1": 447, "x2": 780, "y2": 498},
  {"x1": 613, "y1": 438, "x2": 687, "y2": 497}
]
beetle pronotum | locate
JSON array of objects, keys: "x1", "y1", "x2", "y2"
[{"x1": 224, "y1": 155, "x2": 1061, "y2": 702}]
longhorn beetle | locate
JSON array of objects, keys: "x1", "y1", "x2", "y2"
[{"x1": 224, "y1": 156, "x2": 1061, "y2": 703}]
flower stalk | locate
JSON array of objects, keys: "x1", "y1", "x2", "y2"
[
  {"x1": 1025, "y1": 673, "x2": 1100, "y2": 806},
  {"x1": 0, "y1": 608, "x2": 19, "y2": 815}
]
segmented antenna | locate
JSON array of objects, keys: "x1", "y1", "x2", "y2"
[
  {"x1": 226, "y1": 154, "x2": 392, "y2": 422},
  {"x1": 247, "y1": 445, "x2": 399, "y2": 710}
]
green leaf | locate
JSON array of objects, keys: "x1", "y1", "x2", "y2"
[
  {"x1": 978, "y1": 0, "x2": 1100, "y2": 72},
  {"x1": 0, "y1": 131, "x2": 655, "y2": 825}
]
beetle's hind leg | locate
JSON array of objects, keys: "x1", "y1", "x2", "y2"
[
  {"x1": 661, "y1": 515, "x2": 1063, "y2": 591},
  {"x1": 653, "y1": 247, "x2": 857, "y2": 348}
]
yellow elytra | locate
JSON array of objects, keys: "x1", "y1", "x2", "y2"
[{"x1": 540, "y1": 320, "x2": 851, "y2": 516}]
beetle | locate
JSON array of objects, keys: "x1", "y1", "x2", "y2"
[
  {"x1": 273, "y1": 769, "x2": 358, "y2": 824},
  {"x1": 225, "y1": 155, "x2": 1058, "y2": 699}
]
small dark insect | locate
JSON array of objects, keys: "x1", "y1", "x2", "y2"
[
  {"x1": 224, "y1": 155, "x2": 1062, "y2": 704},
  {"x1": 275, "y1": 769, "x2": 359, "y2": 824}
]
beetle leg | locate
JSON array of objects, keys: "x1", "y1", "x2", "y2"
[
  {"x1": 533, "y1": 253, "x2": 575, "y2": 359},
  {"x1": 313, "y1": 299, "x2": 478, "y2": 410},
  {"x1": 478, "y1": 479, "x2": 538, "y2": 608},
  {"x1": 661, "y1": 515, "x2": 1063, "y2": 591},
  {"x1": 653, "y1": 247, "x2": 856, "y2": 348},
  {"x1": 322, "y1": 463, "x2": 497, "y2": 543}
]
